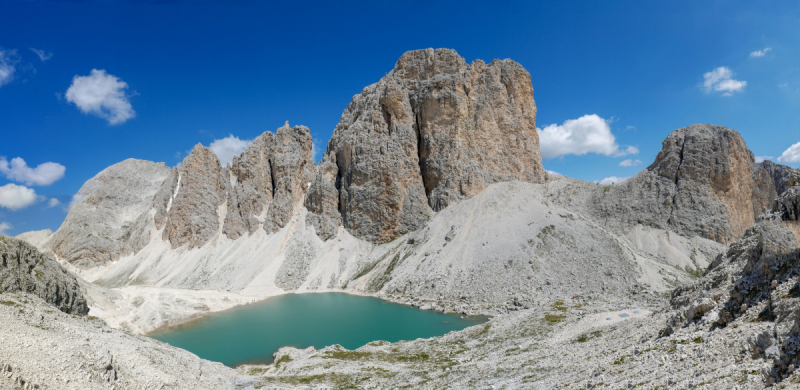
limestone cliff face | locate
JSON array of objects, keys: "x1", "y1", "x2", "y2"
[
  {"x1": 47, "y1": 159, "x2": 171, "y2": 267},
  {"x1": 304, "y1": 152, "x2": 342, "y2": 240},
  {"x1": 760, "y1": 160, "x2": 800, "y2": 196},
  {"x1": 773, "y1": 185, "x2": 800, "y2": 222},
  {"x1": 550, "y1": 124, "x2": 778, "y2": 244},
  {"x1": 222, "y1": 132, "x2": 275, "y2": 239},
  {"x1": 224, "y1": 123, "x2": 315, "y2": 237},
  {"x1": 262, "y1": 124, "x2": 316, "y2": 233},
  {"x1": 153, "y1": 123, "x2": 316, "y2": 248},
  {"x1": 159, "y1": 144, "x2": 228, "y2": 249},
  {"x1": 322, "y1": 48, "x2": 546, "y2": 242},
  {"x1": 0, "y1": 236, "x2": 88, "y2": 315},
  {"x1": 647, "y1": 124, "x2": 776, "y2": 241}
]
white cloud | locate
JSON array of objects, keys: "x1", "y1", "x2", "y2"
[
  {"x1": 0, "y1": 222, "x2": 11, "y2": 235},
  {"x1": 537, "y1": 114, "x2": 638, "y2": 159},
  {"x1": 619, "y1": 146, "x2": 639, "y2": 156},
  {"x1": 754, "y1": 156, "x2": 774, "y2": 163},
  {"x1": 47, "y1": 198, "x2": 60, "y2": 208},
  {"x1": 66, "y1": 194, "x2": 84, "y2": 211},
  {"x1": 0, "y1": 183, "x2": 39, "y2": 211},
  {"x1": 0, "y1": 49, "x2": 19, "y2": 88},
  {"x1": 778, "y1": 142, "x2": 800, "y2": 164},
  {"x1": 619, "y1": 159, "x2": 642, "y2": 167},
  {"x1": 546, "y1": 170, "x2": 562, "y2": 177},
  {"x1": 595, "y1": 176, "x2": 630, "y2": 185},
  {"x1": 0, "y1": 157, "x2": 65, "y2": 186},
  {"x1": 209, "y1": 135, "x2": 252, "y2": 166},
  {"x1": 65, "y1": 69, "x2": 135, "y2": 125},
  {"x1": 779, "y1": 83, "x2": 788, "y2": 88},
  {"x1": 749, "y1": 47, "x2": 772, "y2": 58},
  {"x1": 701, "y1": 67, "x2": 747, "y2": 96},
  {"x1": 30, "y1": 48, "x2": 53, "y2": 62}
]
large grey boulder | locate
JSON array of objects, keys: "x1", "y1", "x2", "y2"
[
  {"x1": 47, "y1": 159, "x2": 171, "y2": 267},
  {"x1": 0, "y1": 235, "x2": 88, "y2": 315},
  {"x1": 323, "y1": 48, "x2": 546, "y2": 242}
]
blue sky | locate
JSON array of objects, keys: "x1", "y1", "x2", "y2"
[{"x1": 1, "y1": 1, "x2": 799, "y2": 235}]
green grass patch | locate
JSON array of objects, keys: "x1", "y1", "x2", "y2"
[
  {"x1": 323, "y1": 350, "x2": 372, "y2": 361},
  {"x1": 275, "y1": 355, "x2": 292, "y2": 367},
  {"x1": 544, "y1": 313, "x2": 565, "y2": 323},
  {"x1": 576, "y1": 330, "x2": 602, "y2": 343}
]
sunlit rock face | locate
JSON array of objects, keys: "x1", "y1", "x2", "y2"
[{"x1": 324, "y1": 48, "x2": 546, "y2": 242}]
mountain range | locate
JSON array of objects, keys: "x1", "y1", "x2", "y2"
[{"x1": 3, "y1": 48, "x2": 800, "y2": 389}]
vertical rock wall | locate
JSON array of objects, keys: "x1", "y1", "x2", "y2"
[{"x1": 320, "y1": 48, "x2": 546, "y2": 242}]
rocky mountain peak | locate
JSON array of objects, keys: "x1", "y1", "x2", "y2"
[
  {"x1": 394, "y1": 48, "x2": 469, "y2": 80},
  {"x1": 160, "y1": 143, "x2": 227, "y2": 249},
  {"x1": 549, "y1": 123, "x2": 784, "y2": 245},
  {"x1": 47, "y1": 158, "x2": 171, "y2": 267},
  {"x1": 320, "y1": 48, "x2": 546, "y2": 242},
  {"x1": 760, "y1": 159, "x2": 800, "y2": 196},
  {"x1": 647, "y1": 123, "x2": 776, "y2": 241}
]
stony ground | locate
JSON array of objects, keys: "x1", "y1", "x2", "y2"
[
  {"x1": 238, "y1": 296, "x2": 799, "y2": 389},
  {"x1": 0, "y1": 292, "x2": 240, "y2": 390}
]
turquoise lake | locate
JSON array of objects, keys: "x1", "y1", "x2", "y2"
[{"x1": 148, "y1": 293, "x2": 488, "y2": 367}]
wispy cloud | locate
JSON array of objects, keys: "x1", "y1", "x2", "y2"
[
  {"x1": 66, "y1": 69, "x2": 135, "y2": 125},
  {"x1": 0, "y1": 157, "x2": 65, "y2": 186},
  {"x1": 0, "y1": 222, "x2": 11, "y2": 235},
  {"x1": 209, "y1": 135, "x2": 252, "y2": 166},
  {"x1": 701, "y1": 67, "x2": 746, "y2": 96},
  {"x1": 66, "y1": 194, "x2": 84, "y2": 211},
  {"x1": 619, "y1": 159, "x2": 642, "y2": 167},
  {"x1": 0, "y1": 49, "x2": 20, "y2": 88},
  {"x1": 537, "y1": 114, "x2": 638, "y2": 159},
  {"x1": 595, "y1": 176, "x2": 630, "y2": 185},
  {"x1": 749, "y1": 47, "x2": 772, "y2": 58},
  {"x1": 29, "y1": 48, "x2": 53, "y2": 62},
  {"x1": 311, "y1": 140, "x2": 324, "y2": 162},
  {"x1": 754, "y1": 156, "x2": 773, "y2": 163},
  {"x1": 47, "y1": 198, "x2": 61, "y2": 208}
]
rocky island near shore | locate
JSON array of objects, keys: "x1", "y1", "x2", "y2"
[{"x1": 4, "y1": 48, "x2": 800, "y2": 389}]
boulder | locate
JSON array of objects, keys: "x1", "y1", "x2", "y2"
[{"x1": 686, "y1": 298, "x2": 715, "y2": 321}]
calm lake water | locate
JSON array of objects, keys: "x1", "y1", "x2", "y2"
[{"x1": 148, "y1": 293, "x2": 488, "y2": 367}]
